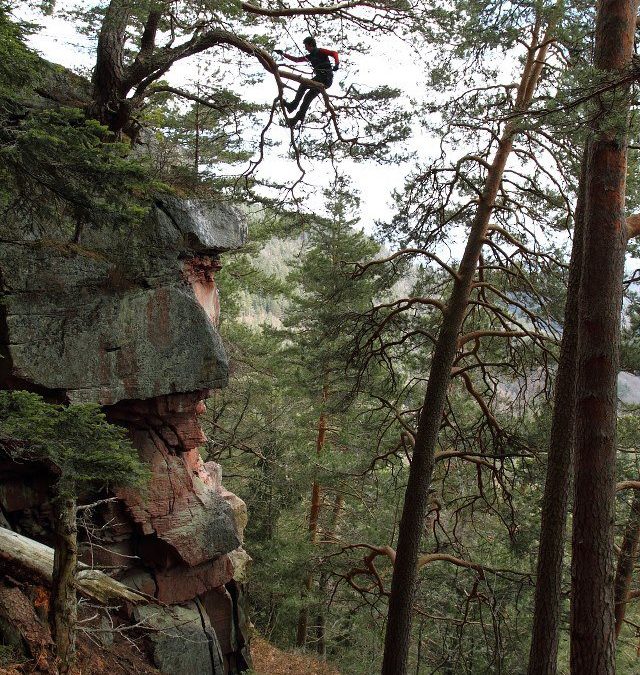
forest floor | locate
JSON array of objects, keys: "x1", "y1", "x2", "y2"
[
  {"x1": 250, "y1": 636, "x2": 340, "y2": 675},
  {"x1": 0, "y1": 632, "x2": 341, "y2": 675}
]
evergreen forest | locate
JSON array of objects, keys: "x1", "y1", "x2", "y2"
[{"x1": 1, "y1": 1, "x2": 640, "y2": 674}]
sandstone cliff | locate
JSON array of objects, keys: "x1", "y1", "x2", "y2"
[{"x1": 0, "y1": 193, "x2": 251, "y2": 674}]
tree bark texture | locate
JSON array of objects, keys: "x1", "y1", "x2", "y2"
[
  {"x1": 569, "y1": 0, "x2": 637, "y2": 670},
  {"x1": 50, "y1": 496, "x2": 78, "y2": 675},
  {"x1": 296, "y1": 572, "x2": 313, "y2": 647},
  {"x1": 315, "y1": 495, "x2": 343, "y2": 659},
  {"x1": 90, "y1": 0, "x2": 132, "y2": 130},
  {"x1": 381, "y1": 19, "x2": 553, "y2": 675},
  {"x1": 527, "y1": 156, "x2": 587, "y2": 675},
  {"x1": 613, "y1": 490, "x2": 640, "y2": 638}
]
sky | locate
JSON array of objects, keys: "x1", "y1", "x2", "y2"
[
  {"x1": 17, "y1": 1, "x2": 435, "y2": 231},
  {"x1": 17, "y1": 3, "x2": 574, "y2": 267},
  {"x1": 23, "y1": 2, "x2": 637, "y2": 273}
]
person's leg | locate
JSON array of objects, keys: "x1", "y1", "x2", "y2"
[
  {"x1": 288, "y1": 75, "x2": 332, "y2": 127},
  {"x1": 285, "y1": 83, "x2": 308, "y2": 112},
  {"x1": 290, "y1": 88, "x2": 320, "y2": 125}
]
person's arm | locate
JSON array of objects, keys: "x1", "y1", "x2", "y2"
[
  {"x1": 274, "y1": 50, "x2": 307, "y2": 63},
  {"x1": 319, "y1": 48, "x2": 339, "y2": 70}
]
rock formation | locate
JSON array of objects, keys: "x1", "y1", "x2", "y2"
[{"x1": 0, "y1": 195, "x2": 251, "y2": 673}]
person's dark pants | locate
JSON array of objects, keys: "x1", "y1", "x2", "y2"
[{"x1": 286, "y1": 71, "x2": 333, "y2": 124}]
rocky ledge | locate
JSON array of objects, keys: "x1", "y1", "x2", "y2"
[{"x1": 0, "y1": 197, "x2": 251, "y2": 673}]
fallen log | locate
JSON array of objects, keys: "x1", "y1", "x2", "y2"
[{"x1": 0, "y1": 526, "x2": 150, "y2": 606}]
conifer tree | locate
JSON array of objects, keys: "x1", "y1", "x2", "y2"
[
  {"x1": 568, "y1": 0, "x2": 637, "y2": 668},
  {"x1": 0, "y1": 391, "x2": 148, "y2": 674},
  {"x1": 380, "y1": 3, "x2": 564, "y2": 669},
  {"x1": 282, "y1": 180, "x2": 394, "y2": 648}
]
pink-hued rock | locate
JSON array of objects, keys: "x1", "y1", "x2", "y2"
[
  {"x1": 112, "y1": 392, "x2": 209, "y2": 451},
  {"x1": 0, "y1": 192, "x2": 250, "y2": 671},
  {"x1": 118, "y1": 438, "x2": 241, "y2": 566},
  {"x1": 109, "y1": 393, "x2": 243, "y2": 567},
  {"x1": 201, "y1": 586, "x2": 234, "y2": 656},
  {"x1": 154, "y1": 555, "x2": 234, "y2": 604},
  {"x1": 183, "y1": 256, "x2": 222, "y2": 327}
]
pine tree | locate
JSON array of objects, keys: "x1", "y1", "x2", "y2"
[
  {"x1": 282, "y1": 181, "x2": 394, "y2": 648},
  {"x1": 0, "y1": 391, "x2": 149, "y2": 674}
]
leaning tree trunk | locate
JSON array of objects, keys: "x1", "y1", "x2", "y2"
[
  {"x1": 527, "y1": 156, "x2": 587, "y2": 675},
  {"x1": 613, "y1": 489, "x2": 640, "y2": 639},
  {"x1": 381, "y1": 19, "x2": 554, "y2": 675},
  {"x1": 569, "y1": 0, "x2": 637, "y2": 670},
  {"x1": 50, "y1": 495, "x2": 78, "y2": 674}
]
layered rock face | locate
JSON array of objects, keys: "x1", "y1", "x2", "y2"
[{"x1": 0, "y1": 197, "x2": 250, "y2": 673}]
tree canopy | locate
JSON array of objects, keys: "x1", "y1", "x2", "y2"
[{"x1": 3, "y1": 0, "x2": 640, "y2": 673}]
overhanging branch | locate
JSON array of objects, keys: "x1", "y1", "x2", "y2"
[{"x1": 241, "y1": 1, "x2": 370, "y2": 17}]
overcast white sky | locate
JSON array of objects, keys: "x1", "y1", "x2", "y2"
[{"x1": 17, "y1": 1, "x2": 438, "y2": 231}]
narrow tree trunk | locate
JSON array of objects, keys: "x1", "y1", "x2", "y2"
[
  {"x1": 316, "y1": 608, "x2": 326, "y2": 658},
  {"x1": 296, "y1": 387, "x2": 328, "y2": 648},
  {"x1": 381, "y1": 19, "x2": 553, "y2": 675},
  {"x1": 569, "y1": 0, "x2": 637, "y2": 670},
  {"x1": 296, "y1": 575, "x2": 313, "y2": 647},
  {"x1": 295, "y1": 479, "x2": 322, "y2": 647},
  {"x1": 527, "y1": 156, "x2": 587, "y2": 675},
  {"x1": 314, "y1": 494, "x2": 343, "y2": 659},
  {"x1": 613, "y1": 490, "x2": 640, "y2": 638},
  {"x1": 50, "y1": 495, "x2": 78, "y2": 674}
]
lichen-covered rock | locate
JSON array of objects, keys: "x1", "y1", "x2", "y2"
[
  {"x1": 153, "y1": 556, "x2": 235, "y2": 605},
  {"x1": 0, "y1": 194, "x2": 251, "y2": 672},
  {"x1": 618, "y1": 371, "x2": 640, "y2": 405},
  {"x1": 201, "y1": 581, "x2": 251, "y2": 673},
  {"x1": 156, "y1": 197, "x2": 248, "y2": 253},
  {"x1": 3, "y1": 283, "x2": 228, "y2": 404},
  {"x1": 0, "y1": 199, "x2": 247, "y2": 405},
  {"x1": 133, "y1": 602, "x2": 225, "y2": 675},
  {"x1": 228, "y1": 548, "x2": 252, "y2": 584}
]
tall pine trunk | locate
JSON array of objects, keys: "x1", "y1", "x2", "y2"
[
  {"x1": 315, "y1": 494, "x2": 343, "y2": 659},
  {"x1": 527, "y1": 158, "x2": 586, "y2": 675},
  {"x1": 50, "y1": 495, "x2": 78, "y2": 674},
  {"x1": 381, "y1": 19, "x2": 554, "y2": 674},
  {"x1": 569, "y1": 0, "x2": 637, "y2": 670},
  {"x1": 613, "y1": 490, "x2": 640, "y2": 638}
]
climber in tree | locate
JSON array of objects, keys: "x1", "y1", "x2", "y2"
[{"x1": 275, "y1": 36, "x2": 339, "y2": 128}]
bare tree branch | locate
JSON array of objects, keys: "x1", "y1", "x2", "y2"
[{"x1": 241, "y1": 1, "x2": 369, "y2": 16}]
